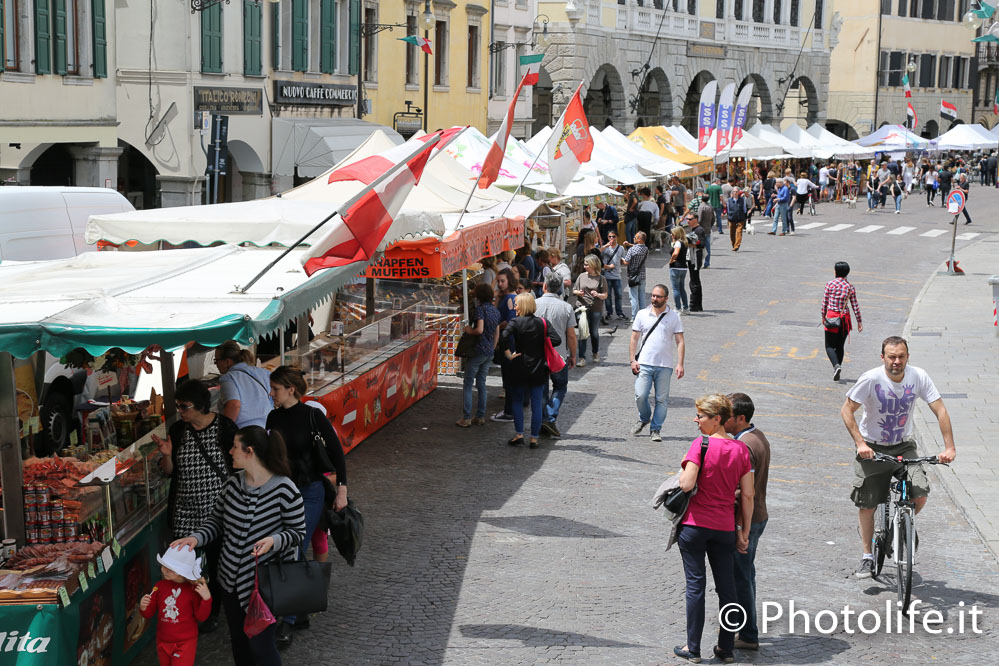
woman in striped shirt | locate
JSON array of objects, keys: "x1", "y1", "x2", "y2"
[
  {"x1": 173, "y1": 426, "x2": 305, "y2": 666},
  {"x1": 821, "y1": 261, "x2": 863, "y2": 382}
]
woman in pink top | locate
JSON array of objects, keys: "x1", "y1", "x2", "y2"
[{"x1": 673, "y1": 394, "x2": 755, "y2": 664}]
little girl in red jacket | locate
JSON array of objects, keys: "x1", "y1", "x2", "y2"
[{"x1": 139, "y1": 545, "x2": 212, "y2": 666}]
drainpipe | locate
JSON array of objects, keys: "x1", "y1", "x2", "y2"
[
  {"x1": 488, "y1": 0, "x2": 495, "y2": 100},
  {"x1": 873, "y1": 8, "x2": 883, "y2": 130}
]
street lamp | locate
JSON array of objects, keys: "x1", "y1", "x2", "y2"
[
  {"x1": 419, "y1": 2, "x2": 435, "y2": 131},
  {"x1": 191, "y1": 0, "x2": 276, "y2": 13},
  {"x1": 535, "y1": 15, "x2": 552, "y2": 49},
  {"x1": 419, "y1": 1, "x2": 436, "y2": 31}
]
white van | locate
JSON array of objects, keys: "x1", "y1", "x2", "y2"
[{"x1": 0, "y1": 186, "x2": 134, "y2": 262}]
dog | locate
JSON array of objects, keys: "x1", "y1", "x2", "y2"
[
  {"x1": 745, "y1": 220, "x2": 756, "y2": 235},
  {"x1": 845, "y1": 197, "x2": 857, "y2": 209}
]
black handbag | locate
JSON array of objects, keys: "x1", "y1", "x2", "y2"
[
  {"x1": 456, "y1": 331, "x2": 480, "y2": 359},
  {"x1": 661, "y1": 436, "x2": 709, "y2": 516},
  {"x1": 308, "y1": 408, "x2": 337, "y2": 475},
  {"x1": 257, "y1": 557, "x2": 332, "y2": 617},
  {"x1": 326, "y1": 498, "x2": 364, "y2": 566}
]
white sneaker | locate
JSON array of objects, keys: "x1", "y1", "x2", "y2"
[
  {"x1": 592, "y1": 354, "x2": 600, "y2": 363},
  {"x1": 632, "y1": 420, "x2": 648, "y2": 435},
  {"x1": 895, "y1": 210, "x2": 900, "y2": 214},
  {"x1": 576, "y1": 358, "x2": 587, "y2": 367},
  {"x1": 789, "y1": 231, "x2": 796, "y2": 235}
]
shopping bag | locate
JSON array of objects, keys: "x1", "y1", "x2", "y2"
[
  {"x1": 327, "y1": 499, "x2": 365, "y2": 566},
  {"x1": 576, "y1": 306, "x2": 590, "y2": 340},
  {"x1": 244, "y1": 556, "x2": 277, "y2": 638},
  {"x1": 541, "y1": 319, "x2": 566, "y2": 373}
]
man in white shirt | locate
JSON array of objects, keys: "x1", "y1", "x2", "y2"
[
  {"x1": 629, "y1": 284, "x2": 685, "y2": 442},
  {"x1": 840, "y1": 336, "x2": 956, "y2": 579},
  {"x1": 818, "y1": 165, "x2": 830, "y2": 201}
]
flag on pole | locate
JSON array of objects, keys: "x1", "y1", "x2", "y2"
[
  {"x1": 714, "y1": 82, "x2": 737, "y2": 153},
  {"x1": 548, "y1": 83, "x2": 594, "y2": 194},
  {"x1": 697, "y1": 80, "x2": 718, "y2": 153},
  {"x1": 993, "y1": 88, "x2": 998, "y2": 115},
  {"x1": 902, "y1": 74, "x2": 912, "y2": 98},
  {"x1": 730, "y1": 83, "x2": 754, "y2": 145},
  {"x1": 303, "y1": 135, "x2": 442, "y2": 276},
  {"x1": 907, "y1": 101, "x2": 919, "y2": 129},
  {"x1": 480, "y1": 74, "x2": 529, "y2": 188},
  {"x1": 398, "y1": 35, "x2": 433, "y2": 54},
  {"x1": 328, "y1": 127, "x2": 464, "y2": 184},
  {"x1": 520, "y1": 54, "x2": 545, "y2": 85},
  {"x1": 940, "y1": 99, "x2": 958, "y2": 120}
]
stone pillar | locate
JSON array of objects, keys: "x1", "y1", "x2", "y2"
[
  {"x1": 68, "y1": 145, "x2": 124, "y2": 188},
  {"x1": 271, "y1": 174, "x2": 294, "y2": 196},
  {"x1": 240, "y1": 171, "x2": 272, "y2": 202},
  {"x1": 156, "y1": 175, "x2": 205, "y2": 208}
]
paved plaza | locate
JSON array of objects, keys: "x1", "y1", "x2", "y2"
[{"x1": 141, "y1": 187, "x2": 999, "y2": 665}]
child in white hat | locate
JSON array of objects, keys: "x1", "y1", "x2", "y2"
[{"x1": 139, "y1": 545, "x2": 212, "y2": 665}]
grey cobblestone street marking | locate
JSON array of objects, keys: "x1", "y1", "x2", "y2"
[{"x1": 139, "y1": 187, "x2": 999, "y2": 665}]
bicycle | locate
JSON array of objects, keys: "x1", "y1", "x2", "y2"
[
  {"x1": 808, "y1": 190, "x2": 817, "y2": 216},
  {"x1": 869, "y1": 452, "x2": 947, "y2": 611}
]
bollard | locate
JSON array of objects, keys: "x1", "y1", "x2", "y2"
[{"x1": 990, "y1": 276, "x2": 999, "y2": 329}]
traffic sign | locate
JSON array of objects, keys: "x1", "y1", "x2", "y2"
[{"x1": 947, "y1": 190, "x2": 965, "y2": 215}]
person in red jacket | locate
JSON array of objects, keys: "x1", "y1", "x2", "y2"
[{"x1": 140, "y1": 545, "x2": 212, "y2": 665}]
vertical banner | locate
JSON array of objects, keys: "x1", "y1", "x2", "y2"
[
  {"x1": 730, "y1": 83, "x2": 754, "y2": 145},
  {"x1": 714, "y1": 82, "x2": 737, "y2": 153},
  {"x1": 697, "y1": 80, "x2": 718, "y2": 153}
]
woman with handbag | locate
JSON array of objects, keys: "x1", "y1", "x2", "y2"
[
  {"x1": 499, "y1": 292, "x2": 561, "y2": 449},
  {"x1": 172, "y1": 426, "x2": 305, "y2": 666},
  {"x1": 673, "y1": 394, "x2": 754, "y2": 664},
  {"x1": 572, "y1": 254, "x2": 608, "y2": 366},
  {"x1": 820, "y1": 261, "x2": 863, "y2": 382},
  {"x1": 266, "y1": 366, "x2": 347, "y2": 645},
  {"x1": 457, "y1": 283, "x2": 501, "y2": 427}
]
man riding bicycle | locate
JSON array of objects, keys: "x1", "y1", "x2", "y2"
[{"x1": 840, "y1": 336, "x2": 956, "y2": 579}]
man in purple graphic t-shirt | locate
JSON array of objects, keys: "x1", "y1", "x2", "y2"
[{"x1": 840, "y1": 336, "x2": 957, "y2": 579}]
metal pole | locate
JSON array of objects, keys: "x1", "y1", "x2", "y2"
[
  {"x1": 947, "y1": 208, "x2": 960, "y2": 275},
  {"x1": 212, "y1": 115, "x2": 221, "y2": 205},
  {"x1": 160, "y1": 351, "x2": 177, "y2": 426},
  {"x1": 357, "y1": 30, "x2": 365, "y2": 119},
  {"x1": 461, "y1": 269, "x2": 470, "y2": 323},
  {"x1": 500, "y1": 138, "x2": 548, "y2": 218},
  {"x1": 0, "y1": 352, "x2": 25, "y2": 543},
  {"x1": 423, "y1": 30, "x2": 430, "y2": 131}
]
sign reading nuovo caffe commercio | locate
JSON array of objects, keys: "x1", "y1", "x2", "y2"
[{"x1": 274, "y1": 80, "x2": 358, "y2": 106}]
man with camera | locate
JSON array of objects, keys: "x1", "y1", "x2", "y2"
[{"x1": 629, "y1": 284, "x2": 685, "y2": 443}]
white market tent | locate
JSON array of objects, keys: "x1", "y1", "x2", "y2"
[
  {"x1": 272, "y1": 118, "x2": 404, "y2": 178},
  {"x1": 747, "y1": 124, "x2": 813, "y2": 158},
  {"x1": 855, "y1": 124, "x2": 930, "y2": 151},
  {"x1": 934, "y1": 124, "x2": 998, "y2": 150},
  {"x1": 781, "y1": 124, "x2": 837, "y2": 160},
  {"x1": 804, "y1": 124, "x2": 878, "y2": 159},
  {"x1": 597, "y1": 126, "x2": 691, "y2": 177},
  {"x1": 664, "y1": 125, "x2": 786, "y2": 161}
]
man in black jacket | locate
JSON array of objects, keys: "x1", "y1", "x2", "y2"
[
  {"x1": 937, "y1": 164, "x2": 953, "y2": 207},
  {"x1": 686, "y1": 212, "x2": 708, "y2": 312},
  {"x1": 726, "y1": 189, "x2": 749, "y2": 251}
]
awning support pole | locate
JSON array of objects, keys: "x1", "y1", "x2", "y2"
[
  {"x1": 0, "y1": 352, "x2": 25, "y2": 543},
  {"x1": 462, "y1": 269, "x2": 470, "y2": 322}
]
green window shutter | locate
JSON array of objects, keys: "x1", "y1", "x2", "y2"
[
  {"x1": 292, "y1": 0, "x2": 308, "y2": 72},
  {"x1": 271, "y1": 1, "x2": 279, "y2": 70},
  {"x1": 320, "y1": 0, "x2": 335, "y2": 73},
  {"x1": 201, "y1": 3, "x2": 223, "y2": 73},
  {"x1": 35, "y1": 0, "x2": 52, "y2": 74},
  {"x1": 52, "y1": 0, "x2": 67, "y2": 75},
  {"x1": 348, "y1": 0, "x2": 359, "y2": 75},
  {"x1": 92, "y1": 0, "x2": 108, "y2": 78},
  {"x1": 244, "y1": 0, "x2": 261, "y2": 76}
]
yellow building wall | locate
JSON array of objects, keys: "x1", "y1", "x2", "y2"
[{"x1": 367, "y1": 2, "x2": 488, "y2": 134}]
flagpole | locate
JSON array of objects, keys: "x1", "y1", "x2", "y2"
[{"x1": 499, "y1": 135, "x2": 550, "y2": 219}]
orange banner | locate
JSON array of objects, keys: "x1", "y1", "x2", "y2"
[{"x1": 311, "y1": 333, "x2": 439, "y2": 453}]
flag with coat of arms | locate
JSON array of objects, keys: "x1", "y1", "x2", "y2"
[{"x1": 547, "y1": 83, "x2": 594, "y2": 194}]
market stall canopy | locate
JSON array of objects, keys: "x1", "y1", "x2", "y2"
[
  {"x1": 663, "y1": 126, "x2": 786, "y2": 161},
  {"x1": 441, "y1": 127, "x2": 549, "y2": 188},
  {"x1": 934, "y1": 124, "x2": 998, "y2": 150},
  {"x1": 598, "y1": 126, "x2": 691, "y2": 178},
  {"x1": 855, "y1": 124, "x2": 930, "y2": 151},
  {"x1": 804, "y1": 124, "x2": 878, "y2": 159},
  {"x1": 0, "y1": 245, "x2": 359, "y2": 359},
  {"x1": 747, "y1": 124, "x2": 814, "y2": 158},
  {"x1": 627, "y1": 127, "x2": 714, "y2": 176},
  {"x1": 583, "y1": 126, "x2": 655, "y2": 185},
  {"x1": 272, "y1": 118, "x2": 403, "y2": 178},
  {"x1": 781, "y1": 124, "x2": 837, "y2": 160}
]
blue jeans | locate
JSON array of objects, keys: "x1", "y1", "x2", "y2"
[
  {"x1": 713, "y1": 206, "x2": 724, "y2": 233},
  {"x1": 605, "y1": 278, "x2": 625, "y2": 317},
  {"x1": 772, "y1": 202, "x2": 789, "y2": 233},
  {"x1": 577, "y1": 308, "x2": 602, "y2": 359},
  {"x1": 462, "y1": 352, "x2": 492, "y2": 419},
  {"x1": 634, "y1": 364, "x2": 672, "y2": 431},
  {"x1": 511, "y1": 383, "x2": 544, "y2": 438},
  {"x1": 867, "y1": 191, "x2": 877, "y2": 210},
  {"x1": 628, "y1": 280, "x2": 646, "y2": 318},
  {"x1": 543, "y1": 364, "x2": 569, "y2": 423},
  {"x1": 733, "y1": 519, "x2": 768, "y2": 644},
  {"x1": 625, "y1": 217, "x2": 637, "y2": 243},
  {"x1": 286, "y1": 479, "x2": 325, "y2": 624},
  {"x1": 670, "y1": 268, "x2": 688, "y2": 310},
  {"x1": 678, "y1": 525, "x2": 738, "y2": 654},
  {"x1": 703, "y1": 228, "x2": 712, "y2": 267},
  {"x1": 894, "y1": 194, "x2": 902, "y2": 212}
]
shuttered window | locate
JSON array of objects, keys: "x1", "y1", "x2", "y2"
[
  {"x1": 348, "y1": 0, "x2": 359, "y2": 75},
  {"x1": 35, "y1": 0, "x2": 51, "y2": 74},
  {"x1": 320, "y1": 0, "x2": 335, "y2": 73},
  {"x1": 52, "y1": 0, "x2": 66, "y2": 74},
  {"x1": 270, "y1": 0, "x2": 279, "y2": 70},
  {"x1": 92, "y1": 0, "x2": 106, "y2": 77},
  {"x1": 243, "y1": 0, "x2": 261, "y2": 75},
  {"x1": 292, "y1": 0, "x2": 307, "y2": 72},
  {"x1": 201, "y1": 2, "x2": 223, "y2": 73}
]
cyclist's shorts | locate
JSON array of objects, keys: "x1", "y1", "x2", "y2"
[{"x1": 851, "y1": 440, "x2": 930, "y2": 509}]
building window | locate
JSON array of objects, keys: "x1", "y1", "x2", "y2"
[
  {"x1": 790, "y1": 0, "x2": 798, "y2": 25},
  {"x1": 953, "y1": 56, "x2": 965, "y2": 88},
  {"x1": 938, "y1": 55, "x2": 951, "y2": 88},
  {"x1": 773, "y1": 0, "x2": 782, "y2": 24},
  {"x1": 907, "y1": 0, "x2": 918, "y2": 17},
  {"x1": 919, "y1": 53, "x2": 936, "y2": 87},
  {"x1": 880, "y1": 0, "x2": 892, "y2": 14},
  {"x1": 363, "y1": 6, "x2": 376, "y2": 80},
  {"x1": 433, "y1": 19, "x2": 447, "y2": 86},
  {"x1": 271, "y1": 1, "x2": 279, "y2": 70},
  {"x1": 201, "y1": 2, "x2": 223, "y2": 73},
  {"x1": 243, "y1": 0, "x2": 262, "y2": 76},
  {"x1": 752, "y1": 0, "x2": 764, "y2": 22},
  {"x1": 688, "y1": 0, "x2": 696, "y2": 15},
  {"x1": 936, "y1": 0, "x2": 954, "y2": 20},
  {"x1": 716, "y1": 0, "x2": 724, "y2": 19},
  {"x1": 814, "y1": 0, "x2": 823, "y2": 28},
  {"x1": 492, "y1": 42, "x2": 506, "y2": 95},
  {"x1": 347, "y1": 0, "x2": 359, "y2": 75},
  {"x1": 93, "y1": 0, "x2": 106, "y2": 77},
  {"x1": 888, "y1": 51, "x2": 903, "y2": 86},
  {"x1": 291, "y1": 0, "x2": 307, "y2": 71},
  {"x1": 921, "y1": 0, "x2": 935, "y2": 19},
  {"x1": 466, "y1": 23, "x2": 478, "y2": 88},
  {"x1": 878, "y1": 50, "x2": 888, "y2": 87},
  {"x1": 3, "y1": 0, "x2": 19, "y2": 72},
  {"x1": 319, "y1": 0, "x2": 335, "y2": 73},
  {"x1": 734, "y1": 0, "x2": 743, "y2": 19},
  {"x1": 51, "y1": 0, "x2": 79, "y2": 75},
  {"x1": 404, "y1": 13, "x2": 418, "y2": 85}
]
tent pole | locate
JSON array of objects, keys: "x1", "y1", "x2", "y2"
[
  {"x1": 500, "y1": 140, "x2": 548, "y2": 219},
  {"x1": 0, "y1": 352, "x2": 25, "y2": 543},
  {"x1": 461, "y1": 269, "x2": 470, "y2": 323},
  {"x1": 454, "y1": 170, "x2": 485, "y2": 230}
]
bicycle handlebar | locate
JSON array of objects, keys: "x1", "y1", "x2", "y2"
[{"x1": 871, "y1": 452, "x2": 948, "y2": 466}]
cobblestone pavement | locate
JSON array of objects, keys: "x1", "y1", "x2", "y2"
[{"x1": 139, "y1": 186, "x2": 999, "y2": 665}]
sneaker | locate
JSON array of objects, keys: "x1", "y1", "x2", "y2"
[
  {"x1": 767, "y1": 231, "x2": 776, "y2": 235},
  {"x1": 617, "y1": 313, "x2": 628, "y2": 320},
  {"x1": 576, "y1": 358, "x2": 587, "y2": 367},
  {"x1": 600, "y1": 317, "x2": 610, "y2": 325},
  {"x1": 471, "y1": 417, "x2": 486, "y2": 426},
  {"x1": 895, "y1": 210, "x2": 900, "y2": 214},
  {"x1": 682, "y1": 309, "x2": 691, "y2": 315},
  {"x1": 491, "y1": 411, "x2": 514, "y2": 422},
  {"x1": 855, "y1": 557, "x2": 874, "y2": 579},
  {"x1": 673, "y1": 646, "x2": 702, "y2": 663},
  {"x1": 592, "y1": 354, "x2": 600, "y2": 363},
  {"x1": 650, "y1": 430, "x2": 662, "y2": 442},
  {"x1": 734, "y1": 638, "x2": 760, "y2": 650},
  {"x1": 541, "y1": 421, "x2": 561, "y2": 438},
  {"x1": 789, "y1": 231, "x2": 796, "y2": 235},
  {"x1": 632, "y1": 420, "x2": 648, "y2": 435},
  {"x1": 833, "y1": 365, "x2": 842, "y2": 382}
]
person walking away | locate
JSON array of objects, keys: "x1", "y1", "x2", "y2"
[
  {"x1": 924, "y1": 164, "x2": 938, "y2": 206},
  {"x1": 937, "y1": 163, "x2": 953, "y2": 207},
  {"x1": 140, "y1": 545, "x2": 212, "y2": 665},
  {"x1": 770, "y1": 178, "x2": 791, "y2": 235},
  {"x1": 629, "y1": 284, "x2": 684, "y2": 442},
  {"x1": 762, "y1": 171, "x2": 776, "y2": 215},
  {"x1": 637, "y1": 187, "x2": 659, "y2": 247},
  {"x1": 621, "y1": 231, "x2": 650, "y2": 318},
  {"x1": 573, "y1": 255, "x2": 608, "y2": 366},
  {"x1": 624, "y1": 185, "x2": 639, "y2": 243},
  {"x1": 595, "y1": 201, "x2": 619, "y2": 244},
  {"x1": 214, "y1": 342, "x2": 273, "y2": 428},
  {"x1": 457, "y1": 283, "x2": 501, "y2": 428},
  {"x1": 686, "y1": 215, "x2": 707, "y2": 312},
  {"x1": 600, "y1": 232, "x2": 627, "y2": 321},
  {"x1": 821, "y1": 261, "x2": 862, "y2": 382},
  {"x1": 794, "y1": 172, "x2": 818, "y2": 215},
  {"x1": 492, "y1": 268, "x2": 520, "y2": 422},
  {"x1": 723, "y1": 393, "x2": 770, "y2": 653},
  {"x1": 656, "y1": 184, "x2": 674, "y2": 232},
  {"x1": 536, "y1": 274, "x2": 576, "y2": 438},
  {"x1": 672, "y1": 394, "x2": 754, "y2": 664},
  {"x1": 706, "y1": 178, "x2": 724, "y2": 234},
  {"x1": 669, "y1": 227, "x2": 690, "y2": 314},
  {"x1": 266, "y1": 367, "x2": 347, "y2": 645},
  {"x1": 840, "y1": 336, "x2": 956, "y2": 579},
  {"x1": 987, "y1": 152, "x2": 998, "y2": 187},
  {"x1": 696, "y1": 195, "x2": 715, "y2": 267},
  {"x1": 949, "y1": 174, "x2": 973, "y2": 225},
  {"x1": 726, "y1": 189, "x2": 748, "y2": 251},
  {"x1": 500, "y1": 293, "x2": 562, "y2": 448}
]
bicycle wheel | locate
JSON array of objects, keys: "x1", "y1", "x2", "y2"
[
  {"x1": 809, "y1": 198, "x2": 817, "y2": 216},
  {"x1": 896, "y1": 510, "x2": 914, "y2": 611},
  {"x1": 872, "y1": 503, "x2": 890, "y2": 577}
]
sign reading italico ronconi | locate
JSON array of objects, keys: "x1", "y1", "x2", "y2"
[
  {"x1": 274, "y1": 80, "x2": 358, "y2": 106},
  {"x1": 194, "y1": 87, "x2": 264, "y2": 114}
]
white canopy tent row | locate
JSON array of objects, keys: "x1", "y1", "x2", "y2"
[
  {"x1": 802, "y1": 124, "x2": 878, "y2": 159},
  {"x1": 663, "y1": 126, "x2": 789, "y2": 162},
  {"x1": 855, "y1": 124, "x2": 931, "y2": 151},
  {"x1": 747, "y1": 124, "x2": 815, "y2": 159},
  {"x1": 527, "y1": 125, "x2": 650, "y2": 185},
  {"x1": 933, "y1": 124, "x2": 999, "y2": 151},
  {"x1": 596, "y1": 126, "x2": 692, "y2": 178}
]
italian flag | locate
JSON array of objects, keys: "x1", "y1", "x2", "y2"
[
  {"x1": 907, "y1": 101, "x2": 918, "y2": 129},
  {"x1": 479, "y1": 73, "x2": 529, "y2": 188},
  {"x1": 398, "y1": 35, "x2": 432, "y2": 55},
  {"x1": 520, "y1": 54, "x2": 544, "y2": 86},
  {"x1": 548, "y1": 83, "x2": 594, "y2": 194},
  {"x1": 902, "y1": 74, "x2": 912, "y2": 99},
  {"x1": 940, "y1": 99, "x2": 958, "y2": 120}
]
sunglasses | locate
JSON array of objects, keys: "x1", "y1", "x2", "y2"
[{"x1": 176, "y1": 403, "x2": 194, "y2": 412}]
